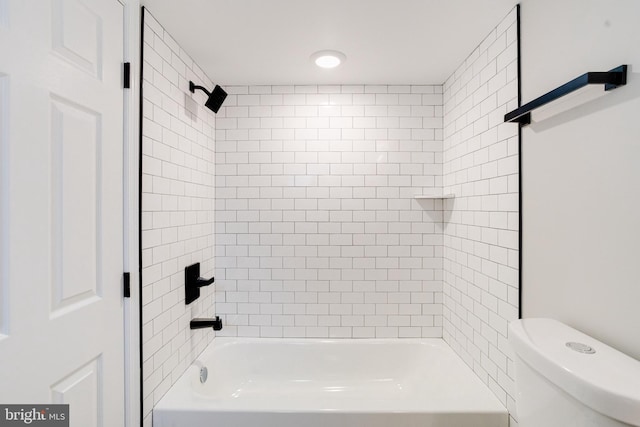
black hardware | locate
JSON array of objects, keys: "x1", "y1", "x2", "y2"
[
  {"x1": 189, "y1": 81, "x2": 228, "y2": 114},
  {"x1": 504, "y1": 65, "x2": 627, "y2": 125},
  {"x1": 123, "y1": 62, "x2": 131, "y2": 89},
  {"x1": 185, "y1": 262, "x2": 215, "y2": 305},
  {"x1": 190, "y1": 316, "x2": 223, "y2": 331},
  {"x1": 123, "y1": 272, "x2": 131, "y2": 298},
  {"x1": 138, "y1": 9, "x2": 147, "y2": 425},
  {"x1": 516, "y1": 4, "x2": 523, "y2": 320}
]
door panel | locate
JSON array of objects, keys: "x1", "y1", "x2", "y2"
[
  {"x1": 51, "y1": 357, "x2": 103, "y2": 427},
  {"x1": 0, "y1": 1, "x2": 125, "y2": 426},
  {"x1": 50, "y1": 95, "x2": 102, "y2": 316},
  {"x1": 52, "y1": 0, "x2": 103, "y2": 79}
]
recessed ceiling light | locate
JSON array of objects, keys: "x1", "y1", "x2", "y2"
[{"x1": 310, "y1": 50, "x2": 346, "y2": 69}]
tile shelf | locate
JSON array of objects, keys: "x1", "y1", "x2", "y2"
[{"x1": 414, "y1": 194, "x2": 455, "y2": 200}]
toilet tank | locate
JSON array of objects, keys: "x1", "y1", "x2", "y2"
[{"x1": 509, "y1": 318, "x2": 640, "y2": 427}]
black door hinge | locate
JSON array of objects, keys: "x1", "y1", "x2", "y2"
[
  {"x1": 123, "y1": 272, "x2": 131, "y2": 298},
  {"x1": 123, "y1": 62, "x2": 131, "y2": 89}
]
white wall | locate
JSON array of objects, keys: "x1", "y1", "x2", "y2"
[
  {"x1": 140, "y1": 10, "x2": 216, "y2": 426},
  {"x1": 214, "y1": 85, "x2": 445, "y2": 338},
  {"x1": 520, "y1": 0, "x2": 640, "y2": 361},
  {"x1": 442, "y1": 7, "x2": 519, "y2": 422}
]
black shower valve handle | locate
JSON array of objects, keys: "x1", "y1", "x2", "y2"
[
  {"x1": 185, "y1": 262, "x2": 215, "y2": 305},
  {"x1": 194, "y1": 276, "x2": 215, "y2": 288}
]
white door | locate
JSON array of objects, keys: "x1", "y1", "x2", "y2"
[{"x1": 0, "y1": 1, "x2": 125, "y2": 426}]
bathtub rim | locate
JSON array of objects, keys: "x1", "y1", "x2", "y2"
[{"x1": 154, "y1": 336, "x2": 508, "y2": 417}]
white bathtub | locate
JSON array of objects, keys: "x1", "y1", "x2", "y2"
[{"x1": 153, "y1": 338, "x2": 508, "y2": 427}]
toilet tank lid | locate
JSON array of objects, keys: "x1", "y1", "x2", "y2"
[{"x1": 509, "y1": 318, "x2": 640, "y2": 426}]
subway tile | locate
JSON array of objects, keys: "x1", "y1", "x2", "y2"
[
  {"x1": 142, "y1": 14, "x2": 218, "y2": 419},
  {"x1": 442, "y1": 7, "x2": 519, "y2": 411}
]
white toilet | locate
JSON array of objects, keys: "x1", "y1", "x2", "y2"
[{"x1": 509, "y1": 318, "x2": 640, "y2": 427}]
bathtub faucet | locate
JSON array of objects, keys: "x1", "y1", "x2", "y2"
[{"x1": 190, "y1": 316, "x2": 223, "y2": 331}]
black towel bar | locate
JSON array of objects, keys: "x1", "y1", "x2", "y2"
[{"x1": 504, "y1": 65, "x2": 627, "y2": 125}]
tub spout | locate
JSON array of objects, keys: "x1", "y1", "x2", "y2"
[{"x1": 190, "y1": 316, "x2": 223, "y2": 331}]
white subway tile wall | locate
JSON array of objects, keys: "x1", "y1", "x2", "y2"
[
  {"x1": 442, "y1": 7, "x2": 519, "y2": 425},
  {"x1": 141, "y1": 11, "x2": 216, "y2": 426},
  {"x1": 214, "y1": 85, "x2": 445, "y2": 339}
]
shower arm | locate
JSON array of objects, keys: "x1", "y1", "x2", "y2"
[{"x1": 189, "y1": 81, "x2": 211, "y2": 97}]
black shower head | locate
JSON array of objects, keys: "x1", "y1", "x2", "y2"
[
  {"x1": 204, "y1": 85, "x2": 228, "y2": 114},
  {"x1": 189, "y1": 81, "x2": 228, "y2": 114}
]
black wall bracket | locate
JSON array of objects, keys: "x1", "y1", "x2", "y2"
[
  {"x1": 504, "y1": 65, "x2": 627, "y2": 125},
  {"x1": 185, "y1": 262, "x2": 215, "y2": 305}
]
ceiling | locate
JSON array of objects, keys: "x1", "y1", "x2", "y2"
[{"x1": 142, "y1": 0, "x2": 518, "y2": 85}]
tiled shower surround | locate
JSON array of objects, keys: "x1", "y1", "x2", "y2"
[
  {"x1": 140, "y1": 10, "x2": 216, "y2": 425},
  {"x1": 214, "y1": 85, "x2": 445, "y2": 338},
  {"x1": 141, "y1": 5, "x2": 520, "y2": 425},
  {"x1": 443, "y1": 8, "x2": 519, "y2": 422}
]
